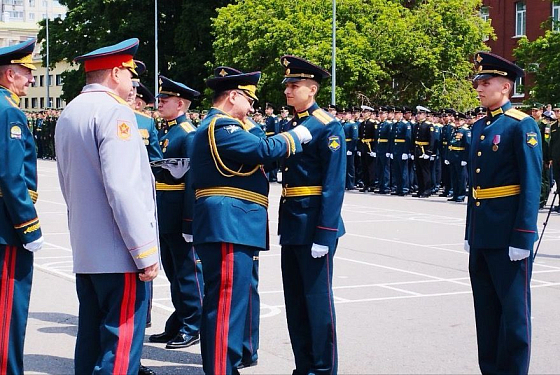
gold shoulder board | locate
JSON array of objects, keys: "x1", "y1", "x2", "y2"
[{"x1": 505, "y1": 108, "x2": 529, "y2": 121}]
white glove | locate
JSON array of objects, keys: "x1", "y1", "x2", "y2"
[
  {"x1": 357, "y1": 151, "x2": 361, "y2": 157},
  {"x1": 410, "y1": 155, "x2": 414, "y2": 160},
  {"x1": 390, "y1": 153, "x2": 394, "y2": 159},
  {"x1": 444, "y1": 160, "x2": 450, "y2": 165},
  {"x1": 182, "y1": 233, "x2": 193, "y2": 243},
  {"x1": 24, "y1": 236, "x2": 44, "y2": 253},
  {"x1": 509, "y1": 247, "x2": 530, "y2": 261},
  {"x1": 370, "y1": 152, "x2": 376, "y2": 157},
  {"x1": 311, "y1": 243, "x2": 329, "y2": 258},
  {"x1": 385, "y1": 153, "x2": 390, "y2": 158},
  {"x1": 347, "y1": 151, "x2": 353, "y2": 156},
  {"x1": 162, "y1": 159, "x2": 190, "y2": 179},
  {"x1": 464, "y1": 240, "x2": 470, "y2": 253},
  {"x1": 422, "y1": 154, "x2": 430, "y2": 160},
  {"x1": 402, "y1": 154, "x2": 408, "y2": 160},
  {"x1": 430, "y1": 155, "x2": 435, "y2": 161},
  {"x1": 461, "y1": 161, "x2": 467, "y2": 166},
  {"x1": 292, "y1": 125, "x2": 312, "y2": 144}
]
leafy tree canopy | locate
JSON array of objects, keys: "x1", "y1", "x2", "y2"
[{"x1": 212, "y1": 0, "x2": 492, "y2": 111}]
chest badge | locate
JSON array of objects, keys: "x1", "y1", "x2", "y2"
[
  {"x1": 492, "y1": 134, "x2": 500, "y2": 152},
  {"x1": 117, "y1": 121, "x2": 131, "y2": 140}
]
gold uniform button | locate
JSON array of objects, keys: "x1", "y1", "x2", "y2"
[
  {"x1": 476, "y1": 202, "x2": 480, "y2": 207},
  {"x1": 480, "y1": 135, "x2": 485, "y2": 140},
  {"x1": 284, "y1": 167, "x2": 289, "y2": 172},
  {"x1": 477, "y1": 151, "x2": 482, "y2": 156},
  {"x1": 477, "y1": 186, "x2": 481, "y2": 190},
  {"x1": 476, "y1": 168, "x2": 481, "y2": 173},
  {"x1": 486, "y1": 121, "x2": 491, "y2": 125}
]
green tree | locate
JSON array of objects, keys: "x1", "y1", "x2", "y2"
[
  {"x1": 212, "y1": 0, "x2": 492, "y2": 111},
  {"x1": 38, "y1": 0, "x2": 231, "y2": 105}
]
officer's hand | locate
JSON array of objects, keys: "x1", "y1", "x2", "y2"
[
  {"x1": 357, "y1": 151, "x2": 361, "y2": 157},
  {"x1": 347, "y1": 151, "x2": 353, "y2": 156},
  {"x1": 464, "y1": 240, "x2": 470, "y2": 253},
  {"x1": 410, "y1": 155, "x2": 414, "y2": 160},
  {"x1": 422, "y1": 154, "x2": 430, "y2": 160},
  {"x1": 139, "y1": 262, "x2": 159, "y2": 282},
  {"x1": 508, "y1": 247, "x2": 530, "y2": 261},
  {"x1": 370, "y1": 152, "x2": 376, "y2": 157},
  {"x1": 390, "y1": 153, "x2": 394, "y2": 159},
  {"x1": 182, "y1": 233, "x2": 193, "y2": 243},
  {"x1": 429, "y1": 155, "x2": 435, "y2": 161},
  {"x1": 311, "y1": 243, "x2": 329, "y2": 258},
  {"x1": 24, "y1": 236, "x2": 44, "y2": 253},
  {"x1": 402, "y1": 154, "x2": 408, "y2": 160},
  {"x1": 385, "y1": 152, "x2": 390, "y2": 158},
  {"x1": 460, "y1": 161, "x2": 467, "y2": 166},
  {"x1": 292, "y1": 125, "x2": 312, "y2": 144},
  {"x1": 162, "y1": 159, "x2": 190, "y2": 179},
  {"x1": 444, "y1": 160, "x2": 450, "y2": 165}
]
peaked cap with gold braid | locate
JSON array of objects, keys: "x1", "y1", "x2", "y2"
[
  {"x1": 0, "y1": 38, "x2": 37, "y2": 70},
  {"x1": 206, "y1": 66, "x2": 260, "y2": 100}
]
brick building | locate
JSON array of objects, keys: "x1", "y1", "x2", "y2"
[{"x1": 481, "y1": 0, "x2": 560, "y2": 103}]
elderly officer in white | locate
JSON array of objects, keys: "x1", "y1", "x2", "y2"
[{"x1": 55, "y1": 38, "x2": 159, "y2": 375}]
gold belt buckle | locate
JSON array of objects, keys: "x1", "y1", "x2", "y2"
[
  {"x1": 281, "y1": 187, "x2": 287, "y2": 197},
  {"x1": 472, "y1": 188, "x2": 478, "y2": 199}
]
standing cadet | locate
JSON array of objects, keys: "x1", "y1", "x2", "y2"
[
  {"x1": 358, "y1": 105, "x2": 377, "y2": 192},
  {"x1": 0, "y1": 38, "x2": 43, "y2": 375},
  {"x1": 439, "y1": 109, "x2": 455, "y2": 198},
  {"x1": 191, "y1": 66, "x2": 310, "y2": 374},
  {"x1": 550, "y1": 106, "x2": 560, "y2": 212},
  {"x1": 265, "y1": 103, "x2": 280, "y2": 181},
  {"x1": 279, "y1": 105, "x2": 291, "y2": 132},
  {"x1": 148, "y1": 75, "x2": 204, "y2": 350},
  {"x1": 532, "y1": 105, "x2": 551, "y2": 208},
  {"x1": 343, "y1": 108, "x2": 358, "y2": 190},
  {"x1": 466, "y1": 52, "x2": 542, "y2": 375},
  {"x1": 375, "y1": 107, "x2": 392, "y2": 194},
  {"x1": 55, "y1": 38, "x2": 159, "y2": 375},
  {"x1": 413, "y1": 106, "x2": 434, "y2": 197},
  {"x1": 390, "y1": 107, "x2": 412, "y2": 195},
  {"x1": 279, "y1": 55, "x2": 345, "y2": 375},
  {"x1": 446, "y1": 113, "x2": 470, "y2": 202}
]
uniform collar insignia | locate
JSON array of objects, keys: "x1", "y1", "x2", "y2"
[{"x1": 167, "y1": 119, "x2": 177, "y2": 126}]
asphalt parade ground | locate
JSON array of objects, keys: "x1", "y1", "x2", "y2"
[{"x1": 25, "y1": 159, "x2": 560, "y2": 374}]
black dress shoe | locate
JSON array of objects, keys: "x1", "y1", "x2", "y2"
[
  {"x1": 139, "y1": 365, "x2": 156, "y2": 375},
  {"x1": 148, "y1": 332, "x2": 175, "y2": 343},
  {"x1": 237, "y1": 360, "x2": 258, "y2": 369},
  {"x1": 447, "y1": 197, "x2": 457, "y2": 202},
  {"x1": 165, "y1": 333, "x2": 200, "y2": 349}
]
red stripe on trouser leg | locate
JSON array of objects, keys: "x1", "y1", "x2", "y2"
[
  {"x1": 113, "y1": 273, "x2": 136, "y2": 375},
  {"x1": 215, "y1": 243, "x2": 234, "y2": 374},
  {"x1": 0, "y1": 246, "x2": 16, "y2": 374}
]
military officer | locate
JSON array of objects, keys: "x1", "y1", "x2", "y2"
[
  {"x1": 56, "y1": 38, "x2": 159, "y2": 375},
  {"x1": 279, "y1": 55, "x2": 345, "y2": 375},
  {"x1": 446, "y1": 112, "x2": 470, "y2": 202},
  {"x1": 343, "y1": 107, "x2": 358, "y2": 189},
  {"x1": 550, "y1": 105, "x2": 560, "y2": 211},
  {"x1": 390, "y1": 107, "x2": 412, "y2": 195},
  {"x1": 439, "y1": 109, "x2": 455, "y2": 198},
  {"x1": 191, "y1": 66, "x2": 310, "y2": 374},
  {"x1": 0, "y1": 38, "x2": 43, "y2": 375},
  {"x1": 147, "y1": 75, "x2": 204, "y2": 350},
  {"x1": 375, "y1": 106, "x2": 392, "y2": 194},
  {"x1": 532, "y1": 104, "x2": 551, "y2": 208},
  {"x1": 264, "y1": 103, "x2": 280, "y2": 181},
  {"x1": 413, "y1": 106, "x2": 434, "y2": 197},
  {"x1": 135, "y1": 81, "x2": 156, "y2": 112},
  {"x1": 279, "y1": 105, "x2": 291, "y2": 132},
  {"x1": 466, "y1": 52, "x2": 542, "y2": 375},
  {"x1": 358, "y1": 105, "x2": 377, "y2": 192}
]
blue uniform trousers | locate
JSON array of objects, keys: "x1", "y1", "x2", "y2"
[
  {"x1": 450, "y1": 162, "x2": 467, "y2": 200},
  {"x1": 197, "y1": 243, "x2": 255, "y2": 375},
  {"x1": 281, "y1": 244, "x2": 337, "y2": 375},
  {"x1": 345, "y1": 153, "x2": 355, "y2": 189},
  {"x1": 469, "y1": 247, "x2": 532, "y2": 375},
  {"x1": 159, "y1": 233, "x2": 203, "y2": 336},
  {"x1": 242, "y1": 252, "x2": 260, "y2": 365},
  {"x1": 376, "y1": 154, "x2": 390, "y2": 192},
  {"x1": 394, "y1": 156, "x2": 409, "y2": 194},
  {"x1": 75, "y1": 273, "x2": 148, "y2": 375},
  {"x1": 0, "y1": 245, "x2": 33, "y2": 375}
]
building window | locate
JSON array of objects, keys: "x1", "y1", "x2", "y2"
[
  {"x1": 31, "y1": 76, "x2": 37, "y2": 87},
  {"x1": 515, "y1": 2, "x2": 526, "y2": 37},
  {"x1": 56, "y1": 97, "x2": 62, "y2": 108},
  {"x1": 24, "y1": 98, "x2": 28, "y2": 108},
  {"x1": 39, "y1": 75, "x2": 44, "y2": 87},
  {"x1": 29, "y1": 12, "x2": 34, "y2": 20},
  {"x1": 48, "y1": 74, "x2": 53, "y2": 86},
  {"x1": 31, "y1": 97, "x2": 37, "y2": 108},
  {"x1": 40, "y1": 97, "x2": 44, "y2": 108},
  {"x1": 513, "y1": 75, "x2": 524, "y2": 97},
  {"x1": 553, "y1": 1, "x2": 560, "y2": 31},
  {"x1": 480, "y1": 6, "x2": 490, "y2": 41},
  {"x1": 56, "y1": 74, "x2": 62, "y2": 85}
]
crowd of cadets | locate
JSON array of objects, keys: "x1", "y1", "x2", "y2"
[{"x1": 24, "y1": 101, "x2": 558, "y2": 208}]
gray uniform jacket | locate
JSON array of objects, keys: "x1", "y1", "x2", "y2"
[{"x1": 55, "y1": 84, "x2": 159, "y2": 273}]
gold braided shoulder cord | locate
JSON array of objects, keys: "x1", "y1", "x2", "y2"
[{"x1": 208, "y1": 115, "x2": 261, "y2": 177}]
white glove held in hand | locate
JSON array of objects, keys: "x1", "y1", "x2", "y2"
[
  {"x1": 461, "y1": 161, "x2": 467, "y2": 166},
  {"x1": 357, "y1": 151, "x2": 361, "y2": 157},
  {"x1": 347, "y1": 151, "x2": 353, "y2": 156},
  {"x1": 385, "y1": 153, "x2": 391, "y2": 158},
  {"x1": 410, "y1": 155, "x2": 414, "y2": 160},
  {"x1": 24, "y1": 236, "x2": 44, "y2": 253},
  {"x1": 430, "y1": 155, "x2": 435, "y2": 161},
  {"x1": 402, "y1": 154, "x2": 408, "y2": 160},
  {"x1": 182, "y1": 233, "x2": 193, "y2": 243},
  {"x1": 162, "y1": 159, "x2": 190, "y2": 179},
  {"x1": 464, "y1": 240, "x2": 470, "y2": 253},
  {"x1": 370, "y1": 152, "x2": 376, "y2": 157},
  {"x1": 422, "y1": 154, "x2": 430, "y2": 160},
  {"x1": 292, "y1": 125, "x2": 312, "y2": 144},
  {"x1": 509, "y1": 247, "x2": 530, "y2": 261},
  {"x1": 444, "y1": 160, "x2": 450, "y2": 165},
  {"x1": 311, "y1": 243, "x2": 329, "y2": 258}
]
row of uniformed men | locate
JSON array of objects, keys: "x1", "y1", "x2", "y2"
[{"x1": 25, "y1": 109, "x2": 60, "y2": 160}]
